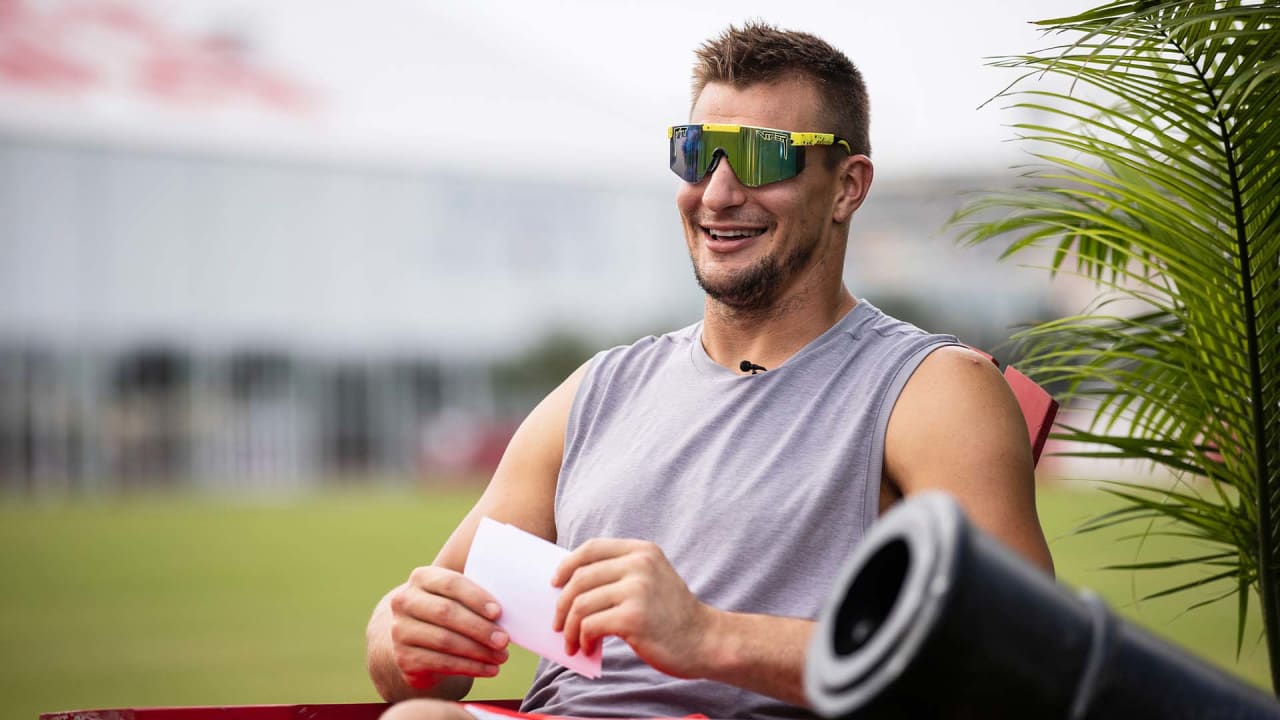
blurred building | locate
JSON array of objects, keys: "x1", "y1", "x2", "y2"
[
  {"x1": 0, "y1": 134, "x2": 692, "y2": 493},
  {"x1": 0, "y1": 0, "x2": 1069, "y2": 495},
  {"x1": 0, "y1": 131, "x2": 1065, "y2": 495}
]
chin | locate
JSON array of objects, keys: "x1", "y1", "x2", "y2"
[{"x1": 692, "y1": 257, "x2": 785, "y2": 311}]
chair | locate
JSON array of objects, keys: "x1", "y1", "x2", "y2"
[{"x1": 42, "y1": 354, "x2": 1058, "y2": 720}]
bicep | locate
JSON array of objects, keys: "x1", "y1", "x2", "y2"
[
  {"x1": 883, "y1": 346, "x2": 1054, "y2": 574},
  {"x1": 432, "y1": 362, "x2": 590, "y2": 572}
]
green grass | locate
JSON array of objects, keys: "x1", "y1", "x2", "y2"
[
  {"x1": 0, "y1": 484, "x2": 1270, "y2": 719},
  {"x1": 0, "y1": 489, "x2": 541, "y2": 718},
  {"x1": 1037, "y1": 482, "x2": 1271, "y2": 688}
]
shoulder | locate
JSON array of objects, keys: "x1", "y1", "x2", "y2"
[
  {"x1": 588, "y1": 323, "x2": 700, "y2": 379},
  {"x1": 882, "y1": 346, "x2": 1053, "y2": 572},
  {"x1": 571, "y1": 323, "x2": 700, "y2": 411},
  {"x1": 886, "y1": 345, "x2": 1026, "y2": 465},
  {"x1": 525, "y1": 323, "x2": 701, "y2": 458},
  {"x1": 898, "y1": 345, "x2": 1008, "y2": 407},
  {"x1": 431, "y1": 325, "x2": 697, "y2": 566},
  {"x1": 830, "y1": 302, "x2": 962, "y2": 405},
  {"x1": 841, "y1": 301, "x2": 959, "y2": 369}
]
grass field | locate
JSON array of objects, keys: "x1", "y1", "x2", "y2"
[{"x1": 0, "y1": 484, "x2": 1271, "y2": 718}]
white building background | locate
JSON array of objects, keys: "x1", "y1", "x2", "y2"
[{"x1": 0, "y1": 0, "x2": 1086, "y2": 495}]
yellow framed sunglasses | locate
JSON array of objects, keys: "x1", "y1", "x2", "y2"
[{"x1": 668, "y1": 123, "x2": 852, "y2": 187}]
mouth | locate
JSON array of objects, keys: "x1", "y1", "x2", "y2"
[{"x1": 701, "y1": 225, "x2": 768, "y2": 252}]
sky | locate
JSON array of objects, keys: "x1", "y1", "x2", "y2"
[{"x1": 0, "y1": 0, "x2": 1092, "y2": 185}]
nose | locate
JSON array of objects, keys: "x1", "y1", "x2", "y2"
[{"x1": 701, "y1": 152, "x2": 748, "y2": 211}]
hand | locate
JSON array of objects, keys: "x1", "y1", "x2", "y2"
[
  {"x1": 387, "y1": 566, "x2": 511, "y2": 687},
  {"x1": 551, "y1": 538, "x2": 715, "y2": 678}
]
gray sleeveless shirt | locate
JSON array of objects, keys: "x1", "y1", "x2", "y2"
[{"x1": 522, "y1": 300, "x2": 958, "y2": 719}]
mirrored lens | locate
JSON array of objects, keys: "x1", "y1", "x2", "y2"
[
  {"x1": 670, "y1": 124, "x2": 703, "y2": 183},
  {"x1": 668, "y1": 125, "x2": 801, "y2": 187},
  {"x1": 733, "y1": 126, "x2": 796, "y2": 187}
]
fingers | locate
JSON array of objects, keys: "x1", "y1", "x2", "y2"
[
  {"x1": 576, "y1": 605, "x2": 638, "y2": 660},
  {"x1": 552, "y1": 540, "x2": 670, "y2": 657},
  {"x1": 409, "y1": 566, "x2": 502, "y2": 622},
  {"x1": 559, "y1": 583, "x2": 624, "y2": 656},
  {"x1": 552, "y1": 538, "x2": 650, "y2": 587},
  {"x1": 392, "y1": 597, "x2": 509, "y2": 664},
  {"x1": 396, "y1": 645, "x2": 502, "y2": 683},
  {"x1": 389, "y1": 566, "x2": 509, "y2": 681},
  {"x1": 552, "y1": 555, "x2": 630, "y2": 632},
  {"x1": 394, "y1": 583, "x2": 508, "y2": 654}
]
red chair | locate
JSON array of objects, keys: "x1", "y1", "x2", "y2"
[
  {"x1": 966, "y1": 348, "x2": 1058, "y2": 466},
  {"x1": 1003, "y1": 363, "x2": 1057, "y2": 466},
  {"x1": 42, "y1": 353, "x2": 1058, "y2": 720}
]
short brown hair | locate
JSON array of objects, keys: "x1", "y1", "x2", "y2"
[{"x1": 692, "y1": 22, "x2": 871, "y2": 158}]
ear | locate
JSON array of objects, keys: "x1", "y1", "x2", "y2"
[{"x1": 832, "y1": 154, "x2": 874, "y2": 224}]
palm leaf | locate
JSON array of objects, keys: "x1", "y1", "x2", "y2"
[{"x1": 951, "y1": 0, "x2": 1280, "y2": 690}]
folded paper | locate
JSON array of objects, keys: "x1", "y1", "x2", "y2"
[{"x1": 465, "y1": 517, "x2": 603, "y2": 678}]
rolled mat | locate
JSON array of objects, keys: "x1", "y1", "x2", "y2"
[{"x1": 804, "y1": 491, "x2": 1280, "y2": 719}]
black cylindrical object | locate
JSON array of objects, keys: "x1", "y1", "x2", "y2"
[{"x1": 804, "y1": 492, "x2": 1280, "y2": 719}]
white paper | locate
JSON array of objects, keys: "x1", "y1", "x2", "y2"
[{"x1": 464, "y1": 517, "x2": 603, "y2": 678}]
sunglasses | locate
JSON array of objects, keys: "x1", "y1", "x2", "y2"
[{"x1": 668, "y1": 123, "x2": 853, "y2": 188}]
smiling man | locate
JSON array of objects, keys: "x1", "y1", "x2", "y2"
[{"x1": 366, "y1": 22, "x2": 1053, "y2": 720}]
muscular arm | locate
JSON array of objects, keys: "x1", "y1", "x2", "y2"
[
  {"x1": 703, "y1": 350, "x2": 1052, "y2": 700},
  {"x1": 365, "y1": 364, "x2": 586, "y2": 702},
  {"x1": 883, "y1": 346, "x2": 1055, "y2": 573}
]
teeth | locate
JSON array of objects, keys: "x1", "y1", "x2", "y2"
[{"x1": 708, "y1": 228, "x2": 765, "y2": 239}]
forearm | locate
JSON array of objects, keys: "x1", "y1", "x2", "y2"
[
  {"x1": 366, "y1": 592, "x2": 474, "y2": 703},
  {"x1": 694, "y1": 608, "x2": 814, "y2": 708}
]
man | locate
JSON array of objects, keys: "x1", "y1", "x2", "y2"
[{"x1": 366, "y1": 22, "x2": 1054, "y2": 720}]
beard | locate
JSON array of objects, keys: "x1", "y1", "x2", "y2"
[{"x1": 691, "y1": 235, "x2": 818, "y2": 312}]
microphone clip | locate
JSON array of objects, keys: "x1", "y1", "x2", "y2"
[{"x1": 739, "y1": 360, "x2": 768, "y2": 375}]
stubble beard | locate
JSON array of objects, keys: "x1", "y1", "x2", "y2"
[{"x1": 691, "y1": 235, "x2": 819, "y2": 314}]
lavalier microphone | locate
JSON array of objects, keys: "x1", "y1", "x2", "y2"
[{"x1": 740, "y1": 360, "x2": 768, "y2": 375}]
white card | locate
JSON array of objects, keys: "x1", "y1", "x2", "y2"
[{"x1": 464, "y1": 517, "x2": 603, "y2": 678}]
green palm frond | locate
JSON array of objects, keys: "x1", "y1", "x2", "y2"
[{"x1": 951, "y1": 0, "x2": 1280, "y2": 690}]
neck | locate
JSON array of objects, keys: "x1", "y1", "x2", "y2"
[{"x1": 701, "y1": 278, "x2": 857, "y2": 373}]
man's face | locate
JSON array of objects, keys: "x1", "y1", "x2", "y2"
[{"x1": 677, "y1": 78, "x2": 842, "y2": 311}]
